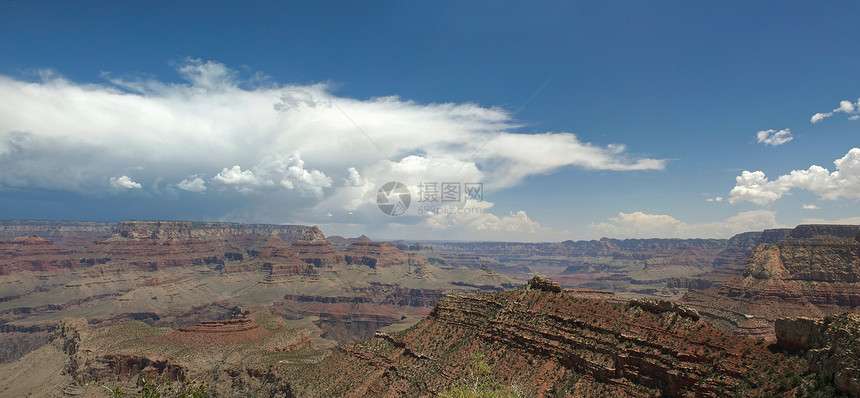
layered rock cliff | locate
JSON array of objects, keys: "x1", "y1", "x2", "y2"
[
  {"x1": 0, "y1": 220, "x2": 116, "y2": 249},
  {"x1": 0, "y1": 235, "x2": 74, "y2": 275},
  {"x1": 83, "y1": 220, "x2": 309, "y2": 271},
  {"x1": 684, "y1": 224, "x2": 860, "y2": 339},
  {"x1": 290, "y1": 226, "x2": 344, "y2": 266},
  {"x1": 294, "y1": 278, "x2": 807, "y2": 397},
  {"x1": 776, "y1": 313, "x2": 860, "y2": 397}
]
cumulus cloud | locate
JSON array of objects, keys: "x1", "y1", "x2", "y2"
[
  {"x1": 811, "y1": 112, "x2": 831, "y2": 123},
  {"x1": 422, "y1": 200, "x2": 544, "y2": 233},
  {"x1": 0, "y1": 59, "x2": 662, "y2": 195},
  {"x1": 588, "y1": 210, "x2": 784, "y2": 238},
  {"x1": 176, "y1": 175, "x2": 206, "y2": 193},
  {"x1": 801, "y1": 204, "x2": 819, "y2": 210},
  {"x1": 729, "y1": 148, "x2": 860, "y2": 205},
  {"x1": 756, "y1": 128, "x2": 793, "y2": 146},
  {"x1": 0, "y1": 58, "x2": 665, "y2": 239},
  {"x1": 810, "y1": 99, "x2": 860, "y2": 123},
  {"x1": 706, "y1": 196, "x2": 723, "y2": 202},
  {"x1": 109, "y1": 175, "x2": 142, "y2": 190},
  {"x1": 344, "y1": 167, "x2": 363, "y2": 187},
  {"x1": 212, "y1": 152, "x2": 331, "y2": 197}
]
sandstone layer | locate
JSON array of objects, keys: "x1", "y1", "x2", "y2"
[
  {"x1": 295, "y1": 280, "x2": 808, "y2": 397},
  {"x1": 684, "y1": 224, "x2": 860, "y2": 339}
]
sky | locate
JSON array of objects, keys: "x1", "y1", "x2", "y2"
[{"x1": 0, "y1": 1, "x2": 858, "y2": 241}]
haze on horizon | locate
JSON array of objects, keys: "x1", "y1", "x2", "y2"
[{"x1": 0, "y1": 2, "x2": 858, "y2": 242}]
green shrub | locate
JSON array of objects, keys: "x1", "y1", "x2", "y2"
[
  {"x1": 438, "y1": 352, "x2": 526, "y2": 398},
  {"x1": 103, "y1": 377, "x2": 210, "y2": 398}
]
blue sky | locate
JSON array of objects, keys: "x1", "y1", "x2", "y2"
[{"x1": 0, "y1": 1, "x2": 858, "y2": 241}]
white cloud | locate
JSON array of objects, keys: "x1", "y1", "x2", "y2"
[
  {"x1": 479, "y1": 133, "x2": 664, "y2": 187},
  {"x1": 729, "y1": 148, "x2": 860, "y2": 205},
  {"x1": 811, "y1": 112, "x2": 832, "y2": 123},
  {"x1": 0, "y1": 59, "x2": 666, "y2": 240},
  {"x1": 212, "y1": 152, "x2": 331, "y2": 197},
  {"x1": 109, "y1": 175, "x2": 142, "y2": 190},
  {"x1": 756, "y1": 128, "x2": 793, "y2": 146},
  {"x1": 213, "y1": 165, "x2": 272, "y2": 194},
  {"x1": 0, "y1": 59, "x2": 662, "y2": 199},
  {"x1": 588, "y1": 210, "x2": 784, "y2": 238},
  {"x1": 801, "y1": 204, "x2": 819, "y2": 210},
  {"x1": 811, "y1": 98, "x2": 860, "y2": 123},
  {"x1": 706, "y1": 196, "x2": 723, "y2": 202},
  {"x1": 176, "y1": 175, "x2": 206, "y2": 193},
  {"x1": 344, "y1": 167, "x2": 363, "y2": 187},
  {"x1": 836, "y1": 100, "x2": 856, "y2": 113},
  {"x1": 422, "y1": 200, "x2": 545, "y2": 234}
]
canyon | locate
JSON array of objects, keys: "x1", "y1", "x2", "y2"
[
  {"x1": 5, "y1": 276, "x2": 856, "y2": 397},
  {"x1": 0, "y1": 220, "x2": 859, "y2": 396},
  {"x1": 0, "y1": 220, "x2": 517, "y2": 365},
  {"x1": 683, "y1": 224, "x2": 860, "y2": 339}
]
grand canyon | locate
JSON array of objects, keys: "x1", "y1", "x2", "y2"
[{"x1": 0, "y1": 220, "x2": 858, "y2": 397}]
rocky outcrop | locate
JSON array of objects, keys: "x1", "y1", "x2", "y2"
[
  {"x1": 774, "y1": 317, "x2": 824, "y2": 350},
  {"x1": 113, "y1": 220, "x2": 307, "y2": 241},
  {"x1": 261, "y1": 249, "x2": 316, "y2": 282},
  {"x1": 290, "y1": 226, "x2": 344, "y2": 266},
  {"x1": 297, "y1": 278, "x2": 807, "y2": 397},
  {"x1": 168, "y1": 319, "x2": 271, "y2": 346},
  {"x1": 343, "y1": 241, "x2": 414, "y2": 268},
  {"x1": 629, "y1": 298, "x2": 700, "y2": 320},
  {"x1": 704, "y1": 228, "x2": 792, "y2": 283},
  {"x1": 525, "y1": 275, "x2": 562, "y2": 292},
  {"x1": 786, "y1": 224, "x2": 860, "y2": 241},
  {"x1": 392, "y1": 240, "x2": 431, "y2": 252},
  {"x1": 776, "y1": 314, "x2": 860, "y2": 397}
]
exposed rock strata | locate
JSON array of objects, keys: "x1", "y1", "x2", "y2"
[
  {"x1": 297, "y1": 279, "x2": 806, "y2": 397},
  {"x1": 776, "y1": 314, "x2": 860, "y2": 397},
  {"x1": 0, "y1": 235, "x2": 74, "y2": 274},
  {"x1": 290, "y1": 226, "x2": 344, "y2": 266},
  {"x1": 684, "y1": 224, "x2": 860, "y2": 340}
]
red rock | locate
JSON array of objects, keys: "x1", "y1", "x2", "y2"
[
  {"x1": 684, "y1": 224, "x2": 860, "y2": 340},
  {"x1": 343, "y1": 241, "x2": 412, "y2": 268},
  {"x1": 0, "y1": 235, "x2": 74, "y2": 274},
  {"x1": 290, "y1": 226, "x2": 344, "y2": 266}
]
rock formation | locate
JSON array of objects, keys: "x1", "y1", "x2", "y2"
[
  {"x1": 0, "y1": 235, "x2": 74, "y2": 274},
  {"x1": 776, "y1": 313, "x2": 860, "y2": 397},
  {"x1": 169, "y1": 319, "x2": 269, "y2": 346},
  {"x1": 295, "y1": 278, "x2": 807, "y2": 397},
  {"x1": 629, "y1": 298, "x2": 700, "y2": 320},
  {"x1": 524, "y1": 275, "x2": 562, "y2": 292},
  {"x1": 684, "y1": 224, "x2": 860, "y2": 339},
  {"x1": 0, "y1": 220, "x2": 116, "y2": 250},
  {"x1": 82, "y1": 220, "x2": 309, "y2": 271},
  {"x1": 290, "y1": 226, "x2": 344, "y2": 266},
  {"x1": 343, "y1": 240, "x2": 420, "y2": 268}
]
